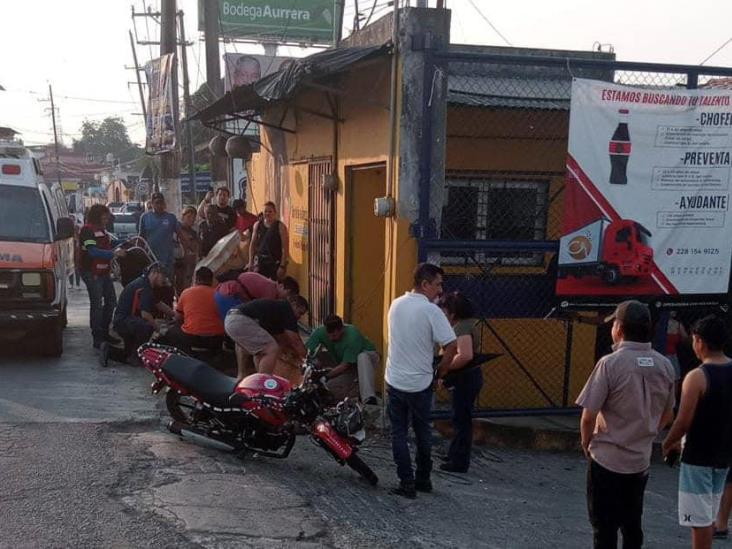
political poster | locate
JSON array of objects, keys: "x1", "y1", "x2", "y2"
[
  {"x1": 144, "y1": 54, "x2": 177, "y2": 155},
  {"x1": 223, "y1": 53, "x2": 293, "y2": 140},
  {"x1": 557, "y1": 78, "x2": 732, "y2": 298},
  {"x1": 223, "y1": 53, "x2": 293, "y2": 93}
]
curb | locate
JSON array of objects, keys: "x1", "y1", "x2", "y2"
[{"x1": 435, "y1": 418, "x2": 668, "y2": 464}]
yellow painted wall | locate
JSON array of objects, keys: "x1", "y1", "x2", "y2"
[
  {"x1": 247, "y1": 65, "x2": 596, "y2": 409},
  {"x1": 247, "y1": 58, "x2": 396, "y2": 345}
]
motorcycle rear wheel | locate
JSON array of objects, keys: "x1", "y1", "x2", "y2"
[
  {"x1": 165, "y1": 390, "x2": 197, "y2": 424},
  {"x1": 346, "y1": 453, "x2": 378, "y2": 486}
]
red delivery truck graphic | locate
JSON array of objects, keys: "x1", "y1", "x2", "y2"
[{"x1": 557, "y1": 218, "x2": 653, "y2": 285}]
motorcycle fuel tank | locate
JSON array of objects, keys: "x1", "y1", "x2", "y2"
[{"x1": 235, "y1": 373, "x2": 292, "y2": 399}]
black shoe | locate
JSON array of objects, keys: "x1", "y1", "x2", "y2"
[
  {"x1": 364, "y1": 397, "x2": 378, "y2": 405},
  {"x1": 415, "y1": 479, "x2": 433, "y2": 493},
  {"x1": 99, "y1": 342, "x2": 110, "y2": 368},
  {"x1": 440, "y1": 462, "x2": 468, "y2": 473},
  {"x1": 390, "y1": 481, "x2": 416, "y2": 499},
  {"x1": 104, "y1": 334, "x2": 122, "y2": 345}
]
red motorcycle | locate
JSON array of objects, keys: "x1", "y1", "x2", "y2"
[{"x1": 138, "y1": 343, "x2": 378, "y2": 485}]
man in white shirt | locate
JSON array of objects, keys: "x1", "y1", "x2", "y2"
[{"x1": 386, "y1": 263, "x2": 457, "y2": 499}]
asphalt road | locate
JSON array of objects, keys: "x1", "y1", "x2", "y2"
[{"x1": 0, "y1": 288, "x2": 692, "y2": 548}]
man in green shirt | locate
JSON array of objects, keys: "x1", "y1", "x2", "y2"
[{"x1": 306, "y1": 315, "x2": 379, "y2": 404}]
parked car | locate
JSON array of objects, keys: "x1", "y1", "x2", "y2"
[
  {"x1": 121, "y1": 201, "x2": 143, "y2": 214},
  {"x1": 107, "y1": 202, "x2": 124, "y2": 213},
  {"x1": 112, "y1": 212, "x2": 139, "y2": 241}
]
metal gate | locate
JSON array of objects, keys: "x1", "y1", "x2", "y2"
[
  {"x1": 417, "y1": 49, "x2": 732, "y2": 416},
  {"x1": 308, "y1": 158, "x2": 335, "y2": 327}
]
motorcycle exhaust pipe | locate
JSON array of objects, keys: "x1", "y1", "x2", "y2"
[{"x1": 167, "y1": 421, "x2": 236, "y2": 452}]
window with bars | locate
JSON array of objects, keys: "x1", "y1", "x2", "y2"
[{"x1": 440, "y1": 176, "x2": 550, "y2": 266}]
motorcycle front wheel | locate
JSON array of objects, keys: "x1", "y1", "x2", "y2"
[
  {"x1": 165, "y1": 389, "x2": 198, "y2": 424},
  {"x1": 346, "y1": 453, "x2": 379, "y2": 486}
]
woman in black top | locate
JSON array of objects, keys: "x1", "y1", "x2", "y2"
[
  {"x1": 248, "y1": 201, "x2": 289, "y2": 280},
  {"x1": 437, "y1": 291, "x2": 484, "y2": 473}
]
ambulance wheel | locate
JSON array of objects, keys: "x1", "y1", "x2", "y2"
[
  {"x1": 42, "y1": 320, "x2": 64, "y2": 357},
  {"x1": 602, "y1": 267, "x2": 620, "y2": 285}
]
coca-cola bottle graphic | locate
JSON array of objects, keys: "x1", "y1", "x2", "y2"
[{"x1": 609, "y1": 108, "x2": 631, "y2": 185}]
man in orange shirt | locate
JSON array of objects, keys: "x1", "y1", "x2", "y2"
[{"x1": 165, "y1": 267, "x2": 225, "y2": 355}]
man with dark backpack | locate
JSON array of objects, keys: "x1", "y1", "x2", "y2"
[{"x1": 248, "y1": 201, "x2": 289, "y2": 281}]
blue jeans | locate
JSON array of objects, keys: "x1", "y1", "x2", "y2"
[
  {"x1": 447, "y1": 368, "x2": 483, "y2": 470},
  {"x1": 114, "y1": 316, "x2": 154, "y2": 359},
  {"x1": 387, "y1": 383, "x2": 433, "y2": 483},
  {"x1": 81, "y1": 271, "x2": 117, "y2": 344}
]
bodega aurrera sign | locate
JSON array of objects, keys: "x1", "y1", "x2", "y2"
[{"x1": 202, "y1": 0, "x2": 338, "y2": 44}]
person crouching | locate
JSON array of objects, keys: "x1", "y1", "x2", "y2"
[
  {"x1": 224, "y1": 295, "x2": 308, "y2": 379},
  {"x1": 165, "y1": 267, "x2": 225, "y2": 356}
]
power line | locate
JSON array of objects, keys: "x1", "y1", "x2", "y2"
[
  {"x1": 466, "y1": 0, "x2": 513, "y2": 47},
  {"x1": 700, "y1": 37, "x2": 732, "y2": 66},
  {"x1": 6, "y1": 88, "x2": 138, "y2": 104}
]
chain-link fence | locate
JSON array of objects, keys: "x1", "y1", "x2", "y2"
[{"x1": 421, "y1": 51, "x2": 732, "y2": 416}]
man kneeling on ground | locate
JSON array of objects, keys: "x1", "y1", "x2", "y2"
[
  {"x1": 101, "y1": 263, "x2": 173, "y2": 367},
  {"x1": 306, "y1": 314, "x2": 379, "y2": 404},
  {"x1": 165, "y1": 267, "x2": 225, "y2": 356},
  {"x1": 224, "y1": 295, "x2": 309, "y2": 379}
]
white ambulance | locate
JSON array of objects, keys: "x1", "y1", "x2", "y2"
[{"x1": 0, "y1": 141, "x2": 74, "y2": 356}]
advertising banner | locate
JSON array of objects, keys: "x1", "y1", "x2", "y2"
[
  {"x1": 200, "y1": 0, "x2": 338, "y2": 45},
  {"x1": 557, "y1": 78, "x2": 732, "y2": 298},
  {"x1": 144, "y1": 54, "x2": 177, "y2": 155}
]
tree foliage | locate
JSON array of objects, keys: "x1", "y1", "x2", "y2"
[{"x1": 72, "y1": 117, "x2": 143, "y2": 163}]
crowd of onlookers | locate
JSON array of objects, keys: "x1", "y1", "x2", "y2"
[
  {"x1": 71, "y1": 187, "x2": 381, "y2": 405},
  {"x1": 71, "y1": 190, "x2": 732, "y2": 547}
]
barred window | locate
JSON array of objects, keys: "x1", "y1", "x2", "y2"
[{"x1": 440, "y1": 176, "x2": 549, "y2": 266}]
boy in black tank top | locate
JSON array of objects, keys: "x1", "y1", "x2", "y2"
[{"x1": 663, "y1": 315, "x2": 732, "y2": 549}]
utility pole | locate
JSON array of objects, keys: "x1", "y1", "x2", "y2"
[
  {"x1": 48, "y1": 84, "x2": 62, "y2": 186},
  {"x1": 178, "y1": 10, "x2": 197, "y2": 207},
  {"x1": 335, "y1": 0, "x2": 345, "y2": 43},
  {"x1": 159, "y1": 0, "x2": 181, "y2": 213},
  {"x1": 128, "y1": 30, "x2": 148, "y2": 123},
  {"x1": 203, "y1": 0, "x2": 228, "y2": 192}
]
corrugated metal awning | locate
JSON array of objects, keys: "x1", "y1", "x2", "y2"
[
  {"x1": 448, "y1": 75, "x2": 571, "y2": 110},
  {"x1": 191, "y1": 44, "x2": 391, "y2": 126}
]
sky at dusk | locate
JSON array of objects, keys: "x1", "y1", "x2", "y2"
[{"x1": 1, "y1": 0, "x2": 731, "y2": 147}]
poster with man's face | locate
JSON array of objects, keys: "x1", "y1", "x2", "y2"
[{"x1": 223, "y1": 53, "x2": 293, "y2": 92}]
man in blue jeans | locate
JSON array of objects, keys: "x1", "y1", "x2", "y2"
[
  {"x1": 385, "y1": 263, "x2": 457, "y2": 499},
  {"x1": 79, "y1": 204, "x2": 126, "y2": 349}
]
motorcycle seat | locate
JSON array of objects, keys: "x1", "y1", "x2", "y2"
[{"x1": 162, "y1": 355, "x2": 238, "y2": 408}]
